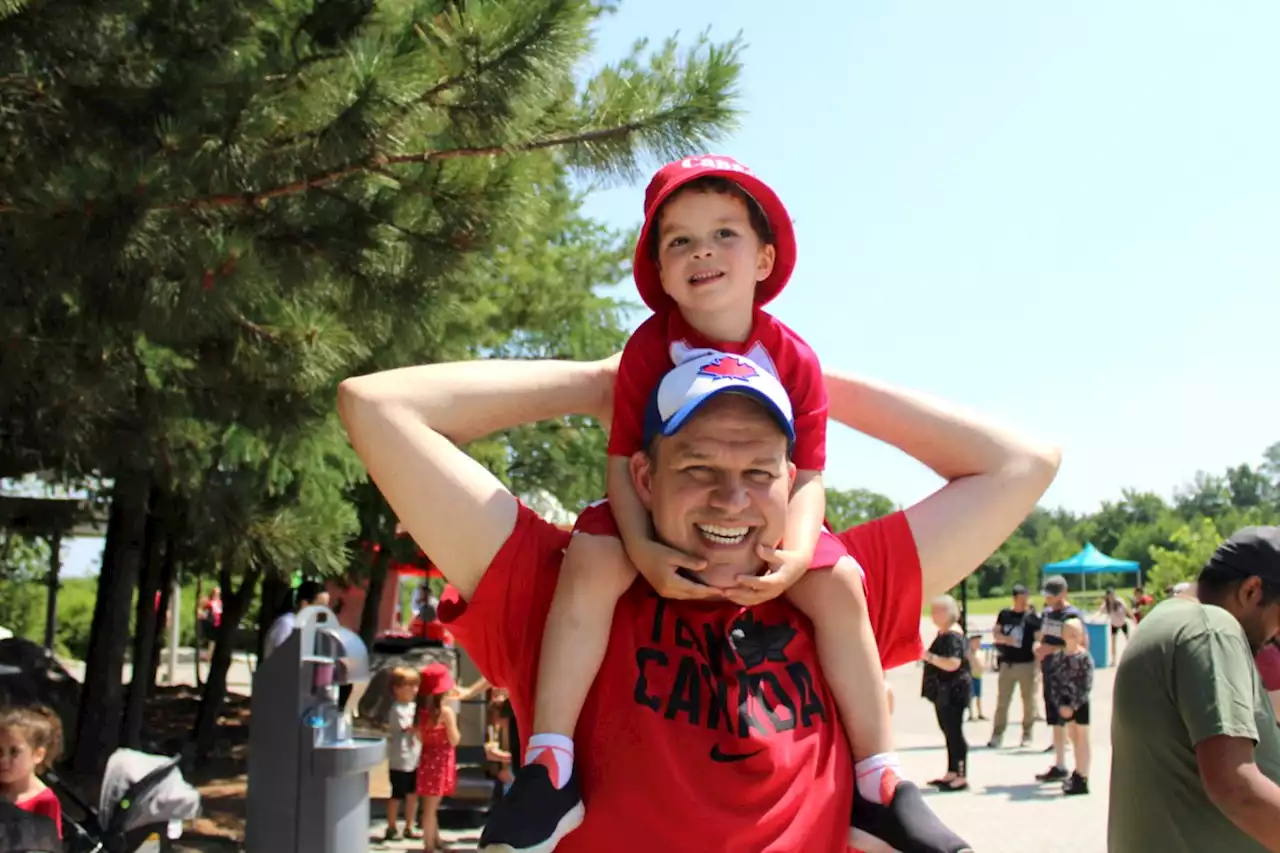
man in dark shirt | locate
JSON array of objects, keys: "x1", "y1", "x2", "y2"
[
  {"x1": 987, "y1": 584, "x2": 1041, "y2": 748},
  {"x1": 1034, "y1": 574, "x2": 1082, "y2": 782}
]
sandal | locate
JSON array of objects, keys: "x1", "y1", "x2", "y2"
[{"x1": 936, "y1": 778, "x2": 969, "y2": 792}]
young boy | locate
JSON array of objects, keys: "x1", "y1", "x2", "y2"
[
  {"x1": 383, "y1": 667, "x2": 422, "y2": 841},
  {"x1": 1048, "y1": 618, "x2": 1094, "y2": 795},
  {"x1": 965, "y1": 634, "x2": 987, "y2": 721},
  {"x1": 478, "y1": 156, "x2": 970, "y2": 853}
]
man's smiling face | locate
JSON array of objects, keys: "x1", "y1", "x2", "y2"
[{"x1": 632, "y1": 394, "x2": 795, "y2": 589}]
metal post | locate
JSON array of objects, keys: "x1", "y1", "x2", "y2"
[
  {"x1": 43, "y1": 531, "x2": 61, "y2": 650},
  {"x1": 168, "y1": 578, "x2": 181, "y2": 685}
]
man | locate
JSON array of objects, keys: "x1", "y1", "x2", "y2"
[
  {"x1": 338, "y1": 352, "x2": 1060, "y2": 853},
  {"x1": 263, "y1": 580, "x2": 330, "y2": 659},
  {"x1": 987, "y1": 584, "x2": 1040, "y2": 749},
  {"x1": 1109, "y1": 527, "x2": 1280, "y2": 852},
  {"x1": 1033, "y1": 574, "x2": 1082, "y2": 783}
]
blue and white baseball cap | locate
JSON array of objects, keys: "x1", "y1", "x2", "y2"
[{"x1": 642, "y1": 352, "x2": 795, "y2": 448}]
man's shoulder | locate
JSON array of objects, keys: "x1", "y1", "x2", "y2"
[{"x1": 1137, "y1": 599, "x2": 1248, "y2": 652}]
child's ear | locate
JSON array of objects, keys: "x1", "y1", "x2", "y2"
[{"x1": 31, "y1": 746, "x2": 47, "y2": 769}]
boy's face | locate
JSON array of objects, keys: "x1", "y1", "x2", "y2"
[{"x1": 654, "y1": 189, "x2": 775, "y2": 317}]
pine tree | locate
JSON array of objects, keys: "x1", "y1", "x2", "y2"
[{"x1": 1, "y1": 0, "x2": 744, "y2": 770}]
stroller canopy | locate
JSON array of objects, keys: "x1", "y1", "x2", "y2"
[{"x1": 98, "y1": 750, "x2": 201, "y2": 834}]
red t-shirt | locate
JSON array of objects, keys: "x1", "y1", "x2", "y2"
[
  {"x1": 609, "y1": 308, "x2": 828, "y2": 471},
  {"x1": 439, "y1": 504, "x2": 924, "y2": 853},
  {"x1": 1257, "y1": 643, "x2": 1280, "y2": 692},
  {"x1": 17, "y1": 786, "x2": 62, "y2": 838}
]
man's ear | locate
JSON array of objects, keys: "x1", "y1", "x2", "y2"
[
  {"x1": 630, "y1": 450, "x2": 656, "y2": 508},
  {"x1": 756, "y1": 243, "x2": 777, "y2": 282},
  {"x1": 1240, "y1": 575, "x2": 1264, "y2": 606}
]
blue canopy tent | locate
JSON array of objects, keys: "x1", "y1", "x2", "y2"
[{"x1": 1042, "y1": 543, "x2": 1141, "y2": 591}]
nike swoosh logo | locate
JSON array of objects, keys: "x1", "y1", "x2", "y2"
[{"x1": 709, "y1": 745, "x2": 764, "y2": 763}]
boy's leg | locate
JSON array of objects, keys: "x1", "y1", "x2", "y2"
[
  {"x1": 386, "y1": 796, "x2": 401, "y2": 837},
  {"x1": 479, "y1": 533, "x2": 634, "y2": 853},
  {"x1": 405, "y1": 793, "x2": 420, "y2": 835},
  {"x1": 788, "y1": 560, "x2": 972, "y2": 853}
]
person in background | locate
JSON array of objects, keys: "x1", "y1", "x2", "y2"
[
  {"x1": 384, "y1": 667, "x2": 424, "y2": 842},
  {"x1": 1033, "y1": 575, "x2": 1082, "y2": 784},
  {"x1": 485, "y1": 687, "x2": 517, "y2": 804},
  {"x1": 416, "y1": 663, "x2": 461, "y2": 853},
  {"x1": 965, "y1": 635, "x2": 987, "y2": 722},
  {"x1": 1049, "y1": 619, "x2": 1093, "y2": 796},
  {"x1": 1130, "y1": 585, "x2": 1154, "y2": 623},
  {"x1": 198, "y1": 586, "x2": 222, "y2": 662},
  {"x1": 1257, "y1": 638, "x2": 1280, "y2": 722},
  {"x1": 987, "y1": 584, "x2": 1040, "y2": 749},
  {"x1": 1095, "y1": 587, "x2": 1134, "y2": 662},
  {"x1": 1110, "y1": 526, "x2": 1280, "y2": 852},
  {"x1": 0, "y1": 706, "x2": 63, "y2": 839},
  {"x1": 922, "y1": 595, "x2": 972, "y2": 792},
  {"x1": 263, "y1": 580, "x2": 330, "y2": 659}
]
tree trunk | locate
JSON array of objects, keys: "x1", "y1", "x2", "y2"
[
  {"x1": 258, "y1": 573, "x2": 289, "y2": 662},
  {"x1": 73, "y1": 470, "x2": 150, "y2": 775},
  {"x1": 358, "y1": 548, "x2": 390, "y2": 649},
  {"x1": 192, "y1": 573, "x2": 204, "y2": 689},
  {"x1": 194, "y1": 563, "x2": 260, "y2": 761},
  {"x1": 122, "y1": 489, "x2": 166, "y2": 749},
  {"x1": 148, "y1": 543, "x2": 178, "y2": 693}
]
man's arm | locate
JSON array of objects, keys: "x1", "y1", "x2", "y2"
[
  {"x1": 1197, "y1": 736, "x2": 1280, "y2": 850},
  {"x1": 338, "y1": 358, "x2": 614, "y2": 599},
  {"x1": 822, "y1": 370, "x2": 1060, "y2": 600}
]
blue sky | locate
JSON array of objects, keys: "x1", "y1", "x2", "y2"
[
  {"x1": 580, "y1": 0, "x2": 1280, "y2": 515},
  {"x1": 55, "y1": 2, "x2": 1280, "y2": 577}
]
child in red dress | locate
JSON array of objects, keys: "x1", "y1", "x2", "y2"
[
  {"x1": 0, "y1": 705, "x2": 64, "y2": 839},
  {"x1": 416, "y1": 663, "x2": 461, "y2": 852}
]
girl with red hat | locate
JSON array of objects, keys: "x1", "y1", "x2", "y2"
[{"x1": 416, "y1": 662, "x2": 460, "y2": 852}]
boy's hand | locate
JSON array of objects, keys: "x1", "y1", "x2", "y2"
[
  {"x1": 629, "y1": 538, "x2": 720, "y2": 601},
  {"x1": 725, "y1": 544, "x2": 811, "y2": 607}
]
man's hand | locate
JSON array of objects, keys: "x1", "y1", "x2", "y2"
[
  {"x1": 724, "y1": 544, "x2": 811, "y2": 607},
  {"x1": 1059, "y1": 706, "x2": 1073, "y2": 720},
  {"x1": 629, "y1": 537, "x2": 720, "y2": 601}
]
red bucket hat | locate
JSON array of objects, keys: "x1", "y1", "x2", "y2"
[
  {"x1": 633, "y1": 155, "x2": 797, "y2": 313},
  {"x1": 418, "y1": 662, "x2": 454, "y2": 697}
]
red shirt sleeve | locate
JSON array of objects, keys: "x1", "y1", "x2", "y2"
[
  {"x1": 1258, "y1": 643, "x2": 1280, "y2": 692},
  {"x1": 836, "y1": 512, "x2": 923, "y2": 670},
  {"x1": 607, "y1": 315, "x2": 671, "y2": 458},
  {"x1": 436, "y1": 503, "x2": 568, "y2": 694},
  {"x1": 771, "y1": 320, "x2": 827, "y2": 471}
]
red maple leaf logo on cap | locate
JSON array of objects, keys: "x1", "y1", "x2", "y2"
[{"x1": 698, "y1": 356, "x2": 757, "y2": 381}]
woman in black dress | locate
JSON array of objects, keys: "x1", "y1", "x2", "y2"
[{"x1": 922, "y1": 594, "x2": 972, "y2": 791}]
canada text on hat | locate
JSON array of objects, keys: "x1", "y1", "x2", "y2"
[{"x1": 642, "y1": 352, "x2": 795, "y2": 447}]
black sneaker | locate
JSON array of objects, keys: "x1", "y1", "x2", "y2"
[
  {"x1": 1035, "y1": 764, "x2": 1068, "y2": 782},
  {"x1": 478, "y1": 762, "x2": 585, "y2": 853},
  {"x1": 1063, "y1": 772, "x2": 1089, "y2": 796},
  {"x1": 850, "y1": 780, "x2": 974, "y2": 853}
]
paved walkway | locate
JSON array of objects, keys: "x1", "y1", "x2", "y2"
[{"x1": 368, "y1": 619, "x2": 1116, "y2": 852}]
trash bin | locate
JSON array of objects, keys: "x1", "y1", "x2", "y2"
[
  {"x1": 1085, "y1": 620, "x2": 1110, "y2": 668},
  {"x1": 246, "y1": 606, "x2": 386, "y2": 853}
]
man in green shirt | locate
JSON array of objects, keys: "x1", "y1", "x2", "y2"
[{"x1": 1109, "y1": 526, "x2": 1280, "y2": 852}]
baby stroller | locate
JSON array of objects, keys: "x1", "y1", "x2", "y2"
[{"x1": 46, "y1": 749, "x2": 202, "y2": 853}]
